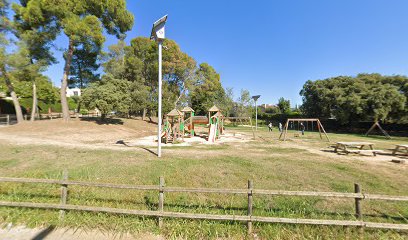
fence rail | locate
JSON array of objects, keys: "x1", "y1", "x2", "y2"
[
  {"x1": 0, "y1": 173, "x2": 407, "y2": 233},
  {"x1": 0, "y1": 115, "x2": 11, "y2": 125}
]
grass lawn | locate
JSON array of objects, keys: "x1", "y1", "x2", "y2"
[{"x1": 0, "y1": 121, "x2": 407, "y2": 239}]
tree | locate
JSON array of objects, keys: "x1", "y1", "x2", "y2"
[
  {"x1": 190, "y1": 63, "x2": 225, "y2": 115},
  {"x1": 81, "y1": 75, "x2": 131, "y2": 119},
  {"x1": 124, "y1": 37, "x2": 199, "y2": 119},
  {"x1": 218, "y1": 87, "x2": 234, "y2": 117},
  {"x1": 300, "y1": 74, "x2": 407, "y2": 124},
  {"x1": 277, "y1": 97, "x2": 291, "y2": 114},
  {"x1": 14, "y1": 0, "x2": 134, "y2": 121},
  {"x1": 125, "y1": 37, "x2": 157, "y2": 119},
  {"x1": 235, "y1": 89, "x2": 252, "y2": 118},
  {"x1": 68, "y1": 41, "x2": 100, "y2": 89},
  {"x1": 162, "y1": 39, "x2": 197, "y2": 108},
  {"x1": 12, "y1": 1, "x2": 58, "y2": 121},
  {"x1": 0, "y1": 0, "x2": 24, "y2": 123}
]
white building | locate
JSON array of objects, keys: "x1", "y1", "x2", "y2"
[{"x1": 66, "y1": 87, "x2": 81, "y2": 97}]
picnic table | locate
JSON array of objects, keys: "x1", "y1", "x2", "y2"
[
  {"x1": 334, "y1": 142, "x2": 380, "y2": 156},
  {"x1": 392, "y1": 144, "x2": 408, "y2": 156}
]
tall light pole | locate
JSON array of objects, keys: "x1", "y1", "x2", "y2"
[
  {"x1": 151, "y1": 15, "x2": 168, "y2": 158},
  {"x1": 251, "y1": 95, "x2": 260, "y2": 131}
]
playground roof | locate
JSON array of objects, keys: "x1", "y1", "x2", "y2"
[
  {"x1": 167, "y1": 109, "x2": 182, "y2": 117},
  {"x1": 181, "y1": 106, "x2": 195, "y2": 112},
  {"x1": 212, "y1": 112, "x2": 223, "y2": 117},
  {"x1": 208, "y1": 105, "x2": 220, "y2": 112}
]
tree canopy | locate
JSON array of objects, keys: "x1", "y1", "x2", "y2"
[
  {"x1": 300, "y1": 74, "x2": 408, "y2": 124},
  {"x1": 13, "y1": 0, "x2": 134, "y2": 121}
]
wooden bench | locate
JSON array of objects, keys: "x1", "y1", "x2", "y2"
[
  {"x1": 345, "y1": 149, "x2": 384, "y2": 155},
  {"x1": 392, "y1": 144, "x2": 408, "y2": 156},
  {"x1": 334, "y1": 142, "x2": 378, "y2": 156}
]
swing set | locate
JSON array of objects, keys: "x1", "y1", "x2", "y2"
[{"x1": 279, "y1": 118, "x2": 330, "y2": 142}]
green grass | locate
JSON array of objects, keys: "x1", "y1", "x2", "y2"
[{"x1": 0, "y1": 127, "x2": 407, "y2": 239}]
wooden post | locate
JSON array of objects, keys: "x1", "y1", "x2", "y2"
[
  {"x1": 354, "y1": 183, "x2": 362, "y2": 220},
  {"x1": 318, "y1": 120, "x2": 330, "y2": 142},
  {"x1": 354, "y1": 183, "x2": 364, "y2": 237},
  {"x1": 247, "y1": 180, "x2": 253, "y2": 235},
  {"x1": 158, "y1": 176, "x2": 164, "y2": 229},
  {"x1": 317, "y1": 121, "x2": 323, "y2": 139},
  {"x1": 279, "y1": 119, "x2": 289, "y2": 141},
  {"x1": 59, "y1": 169, "x2": 68, "y2": 220}
]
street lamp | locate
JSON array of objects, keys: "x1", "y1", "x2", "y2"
[
  {"x1": 251, "y1": 95, "x2": 260, "y2": 131},
  {"x1": 151, "y1": 15, "x2": 168, "y2": 158}
]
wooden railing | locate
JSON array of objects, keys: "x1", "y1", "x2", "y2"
[
  {"x1": 0, "y1": 115, "x2": 10, "y2": 125},
  {"x1": 0, "y1": 173, "x2": 407, "y2": 234}
]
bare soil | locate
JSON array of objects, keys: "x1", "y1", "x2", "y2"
[{"x1": 0, "y1": 118, "x2": 156, "y2": 151}]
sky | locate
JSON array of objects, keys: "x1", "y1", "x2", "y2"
[{"x1": 37, "y1": 0, "x2": 408, "y2": 106}]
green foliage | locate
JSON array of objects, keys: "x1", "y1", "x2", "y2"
[
  {"x1": 190, "y1": 63, "x2": 226, "y2": 115},
  {"x1": 13, "y1": 0, "x2": 134, "y2": 118},
  {"x1": 300, "y1": 74, "x2": 407, "y2": 124},
  {"x1": 81, "y1": 74, "x2": 131, "y2": 118},
  {"x1": 234, "y1": 89, "x2": 252, "y2": 118},
  {"x1": 277, "y1": 97, "x2": 291, "y2": 114},
  {"x1": 68, "y1": 41, "x2": 100, "y2": 88}
]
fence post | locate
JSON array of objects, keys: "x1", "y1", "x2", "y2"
[
  {"x1": 247, "y1": 180, "x2": 253, "y2": 235},
  {"x1": 354, "y1": 183, "x2": 365, "y2": 237},
  {"x1": 354, "y1": 183, "x2": 362, "y2": 220},
  {"x1": 59, "y1": 169, "x2": 68, "y2": 220},
  {"x1": 158, "y1": 176, "x2": 164, "y2": 229},
  {"x1": 6, "y1": 115, "x2": 9, "y2": 126}
]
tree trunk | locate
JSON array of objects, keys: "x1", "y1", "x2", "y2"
[
  {"x1": 142, "y1": 108, "x2": 146, "y2": 120},
  {"x1": 30, "y1": 81, "x2": 37, "y2": 122},
  {"x1": 61, "y1": 38, "x2": 75, "y2": 121},
  {"x1": 1, "y1": 66, "x2": 24, "y2": 123}
]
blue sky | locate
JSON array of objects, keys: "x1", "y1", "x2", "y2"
[{"x1": 41, "y1": 0, "x2": 408, "y2": 106}]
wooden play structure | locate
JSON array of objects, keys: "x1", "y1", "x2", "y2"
[
  {"x1": 365, "y1": 121, "x2": 391, "y2": 139},
  {"x1": 181, "y1": 106, "x2": 195, "y2": 137},
  {"x1": 161, "y1": 105, "x2": 225, "y2": 144},
  {"x1": 162, "y1": 109, "x2": 184, "y2": 144},
  {"x1": 207, "y1": 105, "x2": 224, "y2": 143},
  {"x1": 279, "y1": 118, "x2": 330, "y2": 142}
]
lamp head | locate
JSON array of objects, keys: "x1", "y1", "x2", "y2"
[
  {"x1": 251, "y1": 95, "x2": 261, "y2": 101},
  {"x1": 150, "y1": 15, "x2": 168, "y2": 41}
]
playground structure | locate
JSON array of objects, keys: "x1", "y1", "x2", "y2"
[
  {"x1": 279, "y1": 118, "x2": 330, "y2": 142},
  {"x1": 162, "y1": 109, "x2": 184, "y2": 144},
  {"x1": 181, "y1": 107, "x2": 195, "y2": 137},
  {"x1": 365, "y1": 121, "x2": 391, "y2": 139},
  {"x1": 207, "y1": 105, "x2": 224, "y2": 143},
  {"x1": 162, "y1": 105, "x2": 225, "y2": 144}
]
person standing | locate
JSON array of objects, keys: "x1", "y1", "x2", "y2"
[
  {"x1": 300, "y1": 122, "x2": 305, "y2": 135},
  {"x1": 278, "y1": 122, "x2": 283, "y2": 132},
  {"x1": 268, "y1": 122, "x2": 273, "y2": 132}
]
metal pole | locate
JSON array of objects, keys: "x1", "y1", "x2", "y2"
[
  {"x1": 157, "y1": 40, "x2": 163, "y2": 158},
  {"x1": 255, "y1": 100, "x2": 258, "y2": 131}
]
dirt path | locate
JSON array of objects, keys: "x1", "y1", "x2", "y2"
[{"x1": 0, "y1": 119, "x2": 157, "y2": 151}]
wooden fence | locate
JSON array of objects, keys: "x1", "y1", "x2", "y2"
[
  {"x1": 0, "y1": 115, "x2": 10, "y2": 125},
  {"x1": 0, "y1": 173, "x2": 407, "y2": 234}
]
